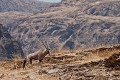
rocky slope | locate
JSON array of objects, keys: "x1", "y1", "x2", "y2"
[
  {"x1": 6, "y1": 0, "x2": 120, "y2": 54},
  {"x1": 0, "y1": 46, "x2": 120, "y2": 80},
  {"x1": 0, "y1": 0, "x2": 53, "y2": 26},
  {"x1": 0, "y1": 11, "x2": 32, "y2": 25},
  {"x1": 0, "y1": 24, "x2": 24, "y2": 60}
]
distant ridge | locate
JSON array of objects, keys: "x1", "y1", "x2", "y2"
[{"x1": 0, "y1": 0, "x2": 52, "y2": 13}]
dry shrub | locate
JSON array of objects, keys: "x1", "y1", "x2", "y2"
[
  {"x1": 12, "y1": 55, "x2": 23, "y2": 69},
  {"x1": 0, "y1": 60, "x2": 14, "y2": 69},
  {"x1": 44, "y1": 57, "x2": 63, "y2": 64},
  {"x1": 13, "y1": 59, "x2": 23, "y2": 69}
]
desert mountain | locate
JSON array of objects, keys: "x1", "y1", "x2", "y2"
[
  {"x1": 0, "y1": 0, "x2": 54, "y2": 59},
  {"x1": 0, "y1": 0, "x2": 53, "y2": 26},
  {"x1": 6, "y1": 0, "x2": 120, "y2": 54}
]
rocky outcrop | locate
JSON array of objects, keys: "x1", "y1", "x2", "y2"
[{"x1": 0, "y1": 24, "x2": 24, "y2": 60}]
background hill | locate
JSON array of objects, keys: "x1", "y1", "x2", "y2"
[
  {"x1": 6, "y1": 0, "x2": 120, "y2": 54},
  {"x1": 0, "y1": 0, "x2": 52, "y2": 13},
  {"x1": 0, "y1": 0, "x2": 53, "y2": 26},
  {"x1": 0, "y1": 0, "x2": 53, "y2": 58}
]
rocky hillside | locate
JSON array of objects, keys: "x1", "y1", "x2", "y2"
[
  {"x1": 0, "y1": 24, "x2": 24, "y2": 60},
  {"x1": 0, "y1": 0, "x2": 53, "y2": 29},
  {"x1": 0, "y1": 12, "x2": 32, "y2": 25},
  {"x1": 6, "y1": 0, "x2": 120, "y2": 54},
  {"x1": 0, "y1": 0, "x2": 52, "y2": 13},
  {"x1": 0, "y1": 46, "x2": 120, "y2": 80}
]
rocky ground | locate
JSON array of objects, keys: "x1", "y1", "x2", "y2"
[{"x1": 0, "y1": 46, "x2": 120, "y2": 80}]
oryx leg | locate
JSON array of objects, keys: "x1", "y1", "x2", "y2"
[
  {"x1": 38, "y1": 59, "x2": 43, "y2": 75},
  {"x1": 23, "y1": 59, "x2": 27, "y2": 69},
  {"x1": 38, "y1": 60, "x2": 43, "y2": 68},
  {"x1": 30, "y1": 58, "x2": 32, "y2": 64},
  {"x1": 39, "y1": 59, "x2": 43, "y2": 68}
]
